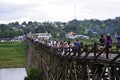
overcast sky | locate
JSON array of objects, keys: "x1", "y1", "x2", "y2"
[{"x1": 0, "y1": 0, "x2": 120, "y2": 23}]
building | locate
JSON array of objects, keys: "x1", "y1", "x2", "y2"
[
  {"x1": 66, "y1": 32, "x2": 89, "y2": 39},
  {"x1": 35, "y1": 33, "x2": 52, "y2": 40}
]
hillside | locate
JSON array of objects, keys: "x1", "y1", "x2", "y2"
[{"x1": 0, "y1": 17, "x2": 120, "y2": 39}]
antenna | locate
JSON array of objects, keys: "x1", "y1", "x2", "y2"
[{"x1": 74, "y1": 4, "x2": 76, "y2": 19}]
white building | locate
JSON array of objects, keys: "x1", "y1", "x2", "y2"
[
  {"x1": 35, "y1": 33, "x2": 52, "y2": 40},
  {"x1": 66, "y1": 32, "x2": 89, "y2": 39}
]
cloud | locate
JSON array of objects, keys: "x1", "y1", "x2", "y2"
[
  {"x1": 0, "y1": 0, "x2": 120, "y2": 23},
  {"x1": 75, "y1": 0, "x2": 120, "y2": 20},
  {"x1": 0, "y1": 2, "x2": 41, "y2": 20}
]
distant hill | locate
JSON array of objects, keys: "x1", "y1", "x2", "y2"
[{"x1": 0, "y1": 17, "x2": 120, "y2": 39}]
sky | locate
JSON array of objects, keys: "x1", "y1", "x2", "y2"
[{"x1": 0, "y1": 0, "x2": 120, "y2": 23}]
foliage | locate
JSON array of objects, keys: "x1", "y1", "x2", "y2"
[
  {"x1": 24, "y1": 68, "x2": 43, "y2": 80},
  {"x1": 0, "y1": 24, "x2": 24, "y2": 38}
]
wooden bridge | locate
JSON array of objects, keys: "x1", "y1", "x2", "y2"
[{"x1": 26, "y1": 38, "x2": 120, "y2": 80}]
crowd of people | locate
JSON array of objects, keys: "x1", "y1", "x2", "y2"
[
  {"x1": 49, "y1": 39, "x2": 81, "y2": 56},
  {"x1": 50, "y1": 33, "x2": 120, "y2": 55},
  {"x1": 32, "y1": 33, "x2": 120, "y2": 56},
  {"x1": 99, "y1": 33, "x2": 120, "y2": 52}
]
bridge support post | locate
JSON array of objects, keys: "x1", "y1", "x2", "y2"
[
  {"x1": 106, "y1": 42, "x2": 110, "y2": 59},
  {"x1": 80, "y1": 63, "x2": 90, "y2": 80},
  {"x1": 91, "y1": 64, "x2": 104, "y2": 80},
  {"x1": 94, "y1": 42, "x2": 97, "y2": 58},
  {"x1": 109, "y1": 66, "x2": 115, "y2": 80}
]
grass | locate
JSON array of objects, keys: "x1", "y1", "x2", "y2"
[{"x1": 0, "y1": 42, "x2": 26, "y2": 68}]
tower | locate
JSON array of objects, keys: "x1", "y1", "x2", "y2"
[{"x1": 74, "y1": 4, "x2": 76, "y2": 19}]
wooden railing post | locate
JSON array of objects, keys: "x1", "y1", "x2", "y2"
[
  {"x1": 78, "y1": 42, "x2": 83, "y2": 57},
  {"x1": 94, "y1": 42, "x2": 97, "y2": 58},
  {"x1": 85, "y1": 44, "x2": 88, "y2": 57},
  {"x1": 80, "y1": 42, "x2": 83, "y2": 51},
  {"x1": 106, "y1": 42, "x2": 109, "y2": 59}
]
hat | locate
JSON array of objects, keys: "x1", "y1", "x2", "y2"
[{"x1": 107, "y1": 34, "x2": 110, "y2": 36}]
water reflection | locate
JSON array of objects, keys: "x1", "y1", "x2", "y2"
[{"x1": 0, "y1": 68, "x2": 27, "y2": 80}]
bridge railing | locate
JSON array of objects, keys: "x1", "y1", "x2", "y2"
[{"x1": 27, "y1": 37, "x2": 120, "y2": 64}]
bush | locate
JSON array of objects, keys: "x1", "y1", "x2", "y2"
[{"x1": 24, "y1": 68, "x2": 43, "y2": 80}]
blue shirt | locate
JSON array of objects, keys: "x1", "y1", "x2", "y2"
[
  {"x1": 74, "y1": 41, "x2": 80, "y2": 49},
  {"x1": 115, "y1": 35, "x2": 120, "y2": 43}
]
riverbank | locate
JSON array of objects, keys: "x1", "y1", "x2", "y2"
[{"x1": 0, "y1": 42, "x2": 26, "y2": 68}]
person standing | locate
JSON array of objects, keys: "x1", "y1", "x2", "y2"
[
  {"x1": 73, "y1": 39, "x2": 80, "y2": 56},
  {"x1": 115, "y1": 33, "x2": 120, "y2": 52},
  {"x1": 99, "y1": 34, "x2": 105, "y2": 50},
  {"x1": 105, "y1": 34, "x2": 112, "y2": 57},
  {"x1": 105, "y1": 34, "x2": 112, "y2": 48}
]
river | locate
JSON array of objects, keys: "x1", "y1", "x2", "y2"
[{"x1": 0, "y1": 68, "x2": 27, "y2": 80}]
